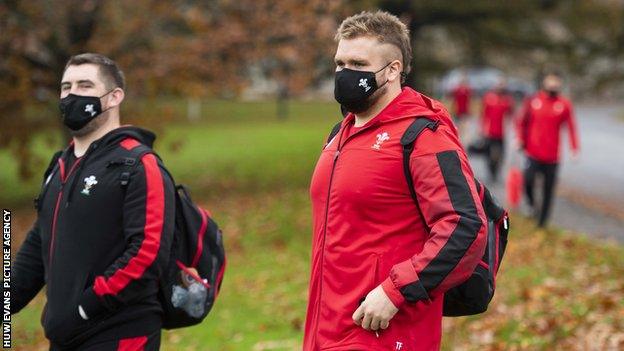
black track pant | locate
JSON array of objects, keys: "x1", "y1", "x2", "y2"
[
  {"x1": 524, "y1": 157, "x2": 559, "y2": 227},
  {"x1": 468, "y1": 137, "x2": 504, "y2": 182},
  {"x1": 50, "y1": 329, "x2": 161, "y2": 351},
  {"x1": 485, "y1": 138, "x2": 504, "y2": 182}
]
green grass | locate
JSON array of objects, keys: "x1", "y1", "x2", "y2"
[
  {"x1": 0, "y1": 99, "x2": 339, "y2": 207},
  {"x1": 7, "y1": 100, "x2": 624, "y2": 350}
]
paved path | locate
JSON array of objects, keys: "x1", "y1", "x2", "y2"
[{"x1": 465, "y1": 103, "x2": 624, "y2": 243}]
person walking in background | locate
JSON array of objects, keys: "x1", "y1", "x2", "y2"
[
  {"x1": 11, "y1": 53, "x2": 175, "y2": 350},
  {"x1": 449, "y1": 72, "x2": 472, "y2": 139},
  {"x1": 451, "y1": 73, "x2": 472, "y2": 120},
  {"x1": 478, "y1": 76, "x2": 515, "y2": 182},
  {"x1": 304, "y1": 11, "x2": 487, "y2": 350},
  {"x1": 516, "y1": 69, "x2": 580, "y2": 228}
]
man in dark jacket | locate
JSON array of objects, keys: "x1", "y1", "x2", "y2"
[{"x1": 11, "y1": 53, "x2": 175, "y2": 350}]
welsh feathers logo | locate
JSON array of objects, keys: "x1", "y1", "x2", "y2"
[
  {"x1": 359, "y1": 78, "x2": 371, "y2": 92},
  {"x1": 372, "y1": 131, "x2": 390, "y2": 150},
  {"x1": 81, "y1": 175, "x2": 98, "y2": 195},
  {"x1": 84, "y1": 104, "x2": 97, "y2": 116}
]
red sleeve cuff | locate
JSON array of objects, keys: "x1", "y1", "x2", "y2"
[{"x1": 381, "y1": 277, "x2": 405, "y2": 308}]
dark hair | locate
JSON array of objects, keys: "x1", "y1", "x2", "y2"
[
  {"x1": 541, "y1": 68, "x2": 563, "y2": 80},
  {"x1": 64, "y1": 53, "x2": 126, "y2": 90}
]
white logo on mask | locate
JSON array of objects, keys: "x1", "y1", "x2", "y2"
[
  {"x1": 359, "y1": 78, "x2": 371, "y2": 92},
  {"x1": 84, "y1": 104, "x2": 96, "y2": 116}
]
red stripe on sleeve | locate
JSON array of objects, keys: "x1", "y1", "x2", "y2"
[{"x1": 94, "y1": 153, "x2": 164, "y2": 296}]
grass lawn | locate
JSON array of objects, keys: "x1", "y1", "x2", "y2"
[{"x1": 6, "y1": 99, "x2": 624, "y2": 350}]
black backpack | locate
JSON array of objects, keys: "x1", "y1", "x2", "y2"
[
  {"x1": 119, "y1": 145, "x2": 227, "y2": 329},
  {"x1": 326, "y1": 117, "x2": 509, "y2": 316}
]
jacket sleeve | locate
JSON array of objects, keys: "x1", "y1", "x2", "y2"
[
  {"x1": 78, "y1": 153, "x2": 175, "y2": 319},
  {"x1": 565, "y1": 102, "x2": 580, "y2": 153},
  {"x1": 10, "y1": 220, "x2": 45, "y2": 314},
  {"x1": 380, "y1": 142, "x2": 487, "y2": 308}
]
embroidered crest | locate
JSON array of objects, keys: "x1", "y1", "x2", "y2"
[
  {"x1": 81, "y1": 175, "x2": 98, "y2": 195},
  {"x1": 372, "y1": 132, "x2": 390, "y2": 150}
]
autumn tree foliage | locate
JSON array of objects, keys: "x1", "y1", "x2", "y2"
[
  {"x1": 0, "y1": 0, "x2": 341, "y2": 178},
  {"x1": 374, "y1": 0, "x2": 624, "y2": 92},
  {"x1": 2, "y1": 0, "x2": 622, "y2": 179}
]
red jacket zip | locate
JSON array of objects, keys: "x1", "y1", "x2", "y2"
[
  {"x1": 311, "y1": 118, "x2": 381, "y2": 346},
  {"x1": 48, "y1": 157, "x2": 83, "y2": 266}
]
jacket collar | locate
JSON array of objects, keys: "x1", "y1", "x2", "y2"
[{"x1": 343, "y1": 87, "x2": 455, "y2": 130}]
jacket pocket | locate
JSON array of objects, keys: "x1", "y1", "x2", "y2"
[
  {"x1": 44, "y1": 273, "x2": 93, "y2": 344},
  {"x1": 356, "y1": 254, "x2": 380, "y2": 308},
  {"x1": 83, "y1": 272, "x2": 94, "y2": 291}
]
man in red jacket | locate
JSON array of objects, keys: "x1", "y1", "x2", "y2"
[
  {"x1": 477, "y1": 77, "x2": 515, "y2": 182},
  {"x1": 449, "y1": 74, "x2": 472, "y2": 140},
  {"x1": 516, "y1": 70, "x2": 580, "y2": 227},
  {"x1": 304, "y1": 11, "x2": 487, "y2": 350},
  {"x1": 451, "y1": 74, "x2": 472, "y2": 120}
]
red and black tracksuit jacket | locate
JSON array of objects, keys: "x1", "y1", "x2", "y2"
[
  {"x1": 304, "y1": 87, "x2": 487, "y2": 350},
  {"x1": 11, "y1": 126, "x2": 175, "y2": 348},
  {"x1": 451, "y1": 84, "x2": 472, "y2": 116},
  {"x1": 516, "y1": 90, "x2": 580, "y2": 163},
  {"x1": 481, "y1": 90, "x2": 514, "y2": 140}
]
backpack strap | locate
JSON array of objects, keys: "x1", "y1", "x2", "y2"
[
  {"x1": 116, "y1": 144, "x2": 177, "y2": 188},
  {"x1": 35, "y1": 150, "x2": 63, "y2": 210},
  {"x1": 326, "y1": 121, "x2": 343, "y2": 144},
  {"x1": 400, "y1": 117, "x2": 439, "y2": 210},
  {"x1": 43, "y1": 150, "x2": 63, "y2": 184}
]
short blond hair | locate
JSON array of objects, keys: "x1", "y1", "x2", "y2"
[{"x1": 336, "y1": 11, "x2": 412, "y2": 81}]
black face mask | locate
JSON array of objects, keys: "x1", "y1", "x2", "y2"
[
  {"x1": 545, "y1": 89, "x2": 559, "y2": 98},
  {"x1": 334, "y1": 62, "x2": 391, "y2": 113},
  {"x1": 59, "y1": 91, "x2": 112, "y2": 131}
]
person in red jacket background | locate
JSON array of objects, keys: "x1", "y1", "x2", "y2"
[
  {"x1": 449, "y1": 73, "x2": 472, "y2": 140},
  {"x1": 516, "y1": 70, "x2": 580, "y2": 227},
  {"x1": 451, "y1": 74, "x2": 472, "y2": 119},
  {"x1": 303, "y1": 11, "x2": 487, "y2": 350},
  {"x1": 478, "y1": 77, "x2": 515, "y2": 182}
]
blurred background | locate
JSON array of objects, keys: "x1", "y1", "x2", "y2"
[{"x1": 2, "y1": 1, "x2": 623, "y2": 350}]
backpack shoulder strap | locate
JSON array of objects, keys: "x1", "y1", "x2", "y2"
[
  {"x1": 34, "y1": 150, "x2": 64, "y2": 210},
  {"x1": 326, "y1": 121, "x2": 343, "y2": 144},
  {"x1": 118, "y1": 144, "x2": 176, "y2": 187},
  {"x1": 400, "y1": 117, "x2": 439, "y2": 210},
  {"x1": 43, "y1": 150, "x2": 63, "y2": 184}
]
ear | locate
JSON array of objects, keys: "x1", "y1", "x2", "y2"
[
  {"x1": 385, "y1": 59, "x2": 403, "y2": 84},
  {"x1": 106, "y1": 88, "x2": 125, "y2": 108}
]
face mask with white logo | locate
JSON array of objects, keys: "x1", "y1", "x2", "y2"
[
  {"x1": 334, "y1": 62, "x2": 391, "y2": 114},
  {"x1": 59, "y1": 90, "x2": 113, "y2": 131}
]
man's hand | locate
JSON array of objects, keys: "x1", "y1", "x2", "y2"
[{"x1": 352, "y1": 285, "x2": 399, "y2": 331}]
